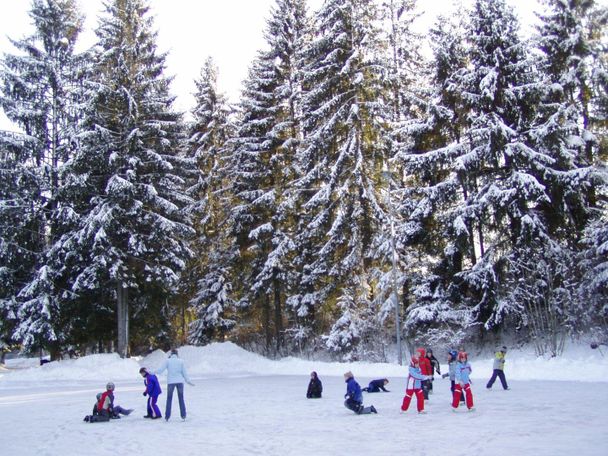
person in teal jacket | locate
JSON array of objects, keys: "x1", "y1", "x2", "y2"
[
  {"x1": 486, "y1": 346, "x2": 509, "y2": 390},
  {"x1": 155, "y1": 349, "x2": 195, "y2": 421}
]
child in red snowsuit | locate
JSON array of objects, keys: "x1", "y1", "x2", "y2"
[{"x1": 401, "y1": 356, "x2": 431, "y2": 414}]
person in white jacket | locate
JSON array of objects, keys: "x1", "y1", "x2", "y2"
[{"x1": 155, "y1": 349, "x2": 195, "y2": 421}]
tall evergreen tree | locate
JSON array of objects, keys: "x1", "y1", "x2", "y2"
[
  {"x1": 394, "y1": 10, "x2": 472, "y2": 347},
  {"x1": 66, "y1": 0, "x2": 193, "y2": 357},
  {"x1": 295, "y1": 0, "x2": 392, "y2": 359},
  {"x1": 186, "y1": 57, "x2": 237, "y2": 344},
  {"x1": 533, "y1": 0, "x2": 608, "y2": 349},
  {"x1": 0, "y1": 0, "x2": 85, "y2": 357},
  {"x1": 226, "y1": 0, "x2": 309, "y2": 355}
]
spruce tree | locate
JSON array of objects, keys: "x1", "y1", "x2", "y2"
[
  {"x1": 226, "y1": 0, "x2": 309, "y2": 355},
  {"x1": 295, "y1": 0, "x2": 392, "y2": 359},
  {"x1": 186, "y1": 57, "x2": 237, "y2": 344},
  {"x1": 0, "y1": 0, "x2": 85, "y2": 357},
  {"x1": 67, "y1": 0, "x2": 193, "y2": 357}
]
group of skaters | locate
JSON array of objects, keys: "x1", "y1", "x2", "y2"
[
  {"x1": 84, "y1": 345, "x2": 510, "y2": 422},
  {"x1": 83, "y1": 349, "x2": 195, "y2": 423},
  {"x1": 307, "y1": 345, "x2": 510, "y2": 415}
]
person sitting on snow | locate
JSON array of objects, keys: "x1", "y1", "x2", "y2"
[
  {"x1": 362, "y1": 378, "x2": 390, "y2": 393},
  {"x1": 343, "y1": 371, "x2": 377, "y2": 414},
  {"x1": 306, "y1": 371, "x2": 323, "y2": 398},
  {"x1": 84, "y1": 382, "x2": 133, "y2": 422},
  {"x1": 140, "y1": 367, "x2": 162, "y2": 419}
]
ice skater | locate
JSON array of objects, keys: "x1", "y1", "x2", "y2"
[
  {"x1": 344, "y1": 371, "x2": 377, "y2": 414},
  {"x1": 452, "y1": 352, "x2": 474, "y2": 411},
  {"x1": 416, "y1": 348, "x2": 432, "y2": 399},
  {"x1": 155, "y1": 349, "x2": 195, "y2": 421},
  {"x1": 426, "y1": 348, "x2": 441, "y2": 394},
  {"x1": 401, "y1": 355, "x2": 431, "y2": 414},
  {"x1": 140, "y1": 367, "x2": 162, "y2": 419},
  {"x1": 486, "y1": 346, "x2": 509, "y2": 390},
  {"x1": 442, "y1": 349, "x2": 464, "y2": 402}
]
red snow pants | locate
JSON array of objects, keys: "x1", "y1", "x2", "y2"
[
  {"x1": 452, "y1": 383, "x2": 474, "y2": 409},
  {"x1": 401, "y1": 388, "x2": 424, "y2": 412}
]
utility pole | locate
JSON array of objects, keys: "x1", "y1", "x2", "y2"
[{"x1": 383, "y1": 162, "x2": 402, "y2": 365}]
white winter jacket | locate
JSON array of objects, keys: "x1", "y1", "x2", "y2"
[{"x1": 156, "y1": 354, "x2": 192, "y2": 385}]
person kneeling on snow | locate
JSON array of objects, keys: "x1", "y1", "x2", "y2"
[
  {"x1": 362, "y1": 378, "x2": 390, "y2": 393},
  {"x1": 344, "y1": 371, "x2": 377, "y2": 414},
  {"x1": 306, "y1": 371, "x2": 323, "y2": 398},
  {"x1": 140, "y1": 367, "x2": 162, "y2": 419},
  {"x1": 84, "y1": 382, "x2": 133, "y2": 422}
]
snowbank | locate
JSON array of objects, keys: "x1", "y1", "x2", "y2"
[
  {"x1": 1, "y1": 341, "x2": 607, "y2": 386},
  {"x1": 0, "y1": 353, "x2": 140, "y2": 384}
]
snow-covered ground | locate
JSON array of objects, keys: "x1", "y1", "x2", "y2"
[{"x1": 1, "y1": 342, "x2": 607, "y2": 456}]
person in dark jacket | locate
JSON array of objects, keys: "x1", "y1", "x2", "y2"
[
  {"x1": 426, "y1": 348, "x2": 441, "y2": 394},
  {"x1": 343, "y1": 371, "x2": 377, "y2": 414},
  {"x1": 140, "y1": 367, "x2": 163, "y2": 419},
  {"x1": 306, "y1": 371, "x2": 323, "y2": 398},
  {"x1": 362, "y1": 378, "x2": 390, "y2": 393}
]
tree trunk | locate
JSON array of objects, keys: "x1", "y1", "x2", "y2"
[
  {"x1": 262, "y1": 295, "x2": 271, "y2": 354},
  {"x1": 273, "y1": 272, "x2": 283, "y2": 354},
  {"x1": 116, "y1": 281, "x2": 129, "y2": 358}
]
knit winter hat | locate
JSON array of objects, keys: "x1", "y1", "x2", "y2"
[
  {"x1": 139, "y1": 367, "x2": 148, "y2": 374},
  {"x1": 344, "y1": 371, "x2": 354, "y2": 379}
]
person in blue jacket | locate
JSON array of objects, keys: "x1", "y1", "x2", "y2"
[
  {"x1": 452, "y1": 351, "x2": 474, "y2": 411},
  {"x1": 140, "y1": 367, "x2": 162, "y2": 419},
  {"x1": 362, "y1": 378, "x2": 390, "y2": 393},
  {"x1": 344, "y1": 371, "x2": 377, "y2": 414},
  {"x1": 155, "y1": 349, "x2": 195, "y2": 421}
]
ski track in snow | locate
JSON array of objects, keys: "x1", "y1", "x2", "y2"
[{"x1": 1, "y1": 375, "x2": 607, "y2": 456}]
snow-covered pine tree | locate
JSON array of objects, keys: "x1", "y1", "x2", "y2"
[
  {"x1": 185, "y1": 57, "x2": 237, "y2": 345},
  {"x1": 0, "y1": 134, "x2": 43, "y2": 356},
  {"x1": 295, "y1": 0, "x2": 392, "y2": 359},
  {"x1": 533, "y1": 0, "x2": 607, "y2": 236},
  {"x1": 580, "y1": 215, "x2": 608, "y2": 343},
  {"x1": 67, "y1": 0, "x2": 193, "y2": 357},
  {"x1": 393, "y1": 9, "x2": 474, "y2": 347},
  {"x1": 226, "y1": 0, "x2": 309, "y2": 356},
  {"x1": 0, "y1": 0, "x2": 85, "y2": 358},
  {"x1": 532, "y1": 0, "x2": 608, "y2": 348},
  {"x1": 455, "y1": 0, "x2": 553, "y2": 334}
]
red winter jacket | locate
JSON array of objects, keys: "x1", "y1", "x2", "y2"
[
  {"x1": 97, "y1": 391, "x2": 113, "y2": 412},
  {"x1": 416, "y1": 349, "x2": 432, "y2": 375}
]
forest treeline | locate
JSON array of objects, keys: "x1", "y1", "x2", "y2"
[{"x1": 0, "y1": 0, "x2": 606, "y2": 362}]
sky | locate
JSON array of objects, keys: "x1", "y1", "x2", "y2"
[{"x1": 0, "y1": 0, "x2": 597, "y2": 131}]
